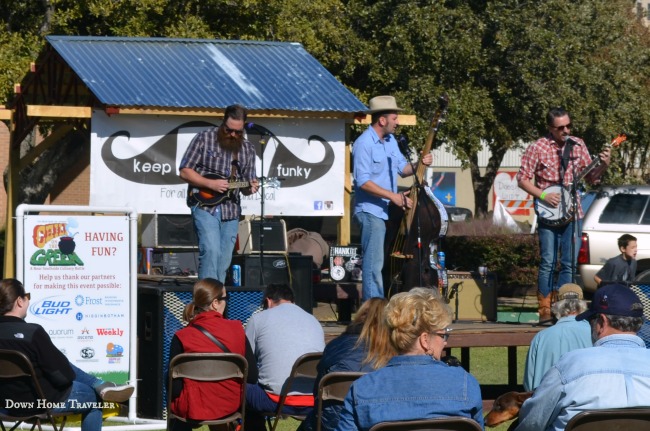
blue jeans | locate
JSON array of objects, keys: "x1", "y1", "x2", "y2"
[
  {"x1": 355, "y1": 211, "x2": 386, "y2": 301},
  {"x1": 537, "y1": 219, "x2": 582, "y2": 297},
  {"x1": 192, "y1": 206, "x2": 239, "y2": 282},
  {"x1": 52, "y1": 364, "x2": 103, "y2": 431}
]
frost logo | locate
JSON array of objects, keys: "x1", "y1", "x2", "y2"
[
  {"x1": 101, "y1": 121, "x2": 214, "y2": 185},
  {"x1": 247, "y1": 125, "x2": 335, "y2": 187},
  {"x1": 75, "y1": 295, "x2": 84, "y2": 306}
]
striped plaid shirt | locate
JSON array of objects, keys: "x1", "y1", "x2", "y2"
[
  {"x1": 517, "y1": 134, "x2": 596, "y2": 219},
  {"x1": 180, "y1": 126, "x2": 257, "y2": 220}
]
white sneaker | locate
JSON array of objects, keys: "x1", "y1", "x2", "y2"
[{"x1": 98, "y1": 383, "x2": 135, "y2": 402}]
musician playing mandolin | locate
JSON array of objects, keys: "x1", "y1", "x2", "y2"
[
  {"x1": 517, "y1": 107, "x2": 610, "y2": 322},
  {"x1": 179, "y1": 104, "x2": 259, "y2": 282},
  {"x1": 353, "y1": 96, "x2": 433, "y2": 301}
]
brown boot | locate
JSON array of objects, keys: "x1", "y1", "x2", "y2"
[{"x1": 537, "y1": 292, "x2": 552, "y2": 323}]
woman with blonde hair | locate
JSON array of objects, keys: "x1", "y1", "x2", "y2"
[
  {"x1": 168, "y1": 278, "x2": 257, "y2": 430},
  {"x1": 299, "y1": 297, "x2": 394, "y2": 431},
  {"x1": 335, "y1": 288, "x2": 483, "y2": 430}
]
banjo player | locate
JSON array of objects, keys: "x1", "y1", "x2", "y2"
[{"x1": 517, "y1": 107, "x2": 611, "y2": 324}]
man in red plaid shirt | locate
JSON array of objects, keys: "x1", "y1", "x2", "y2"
[{"x1": 517, "y1": 107, "x2": 610, "y2": 322}]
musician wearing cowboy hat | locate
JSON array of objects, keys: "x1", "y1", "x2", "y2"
[
  {"x1": 516, "y1": 107, "x2": 610, "y2": 323},
  {"x1": 352, "y1": 95, "x2": 433, "y2": 301}
]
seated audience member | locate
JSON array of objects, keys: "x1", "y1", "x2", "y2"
[
  {"x1": 168, "y1": 278, "x2": 258, "y2": 431},
  {"x1": 594, "y1": 234, "x2": 637, "y2": 287},
  {"x1": 245, "y1": 283, "x2": 325, "y2": 429},
  {"x1": 335, "y1": 287, "x2": 484, "y2": 431},
  {"x1": 0, "y1": 279, "x2": 134, "y2": 431},
  {"x1": 516, "y1": 284, "x2": 650, "y2": 431},
  {"x1": 523, "y1": 283, "x2": 591, "y2": 391},
  {"x1": 299, "y1": 297, "x2": 394, "y2": 431}
]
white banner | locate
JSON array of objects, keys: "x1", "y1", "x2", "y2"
[
  {"x1": 23, "y1": 214, "x2": 131, "y2": 382},
  {"x1": 90, "y1": 112, "x2": 346, "y2": 216}
]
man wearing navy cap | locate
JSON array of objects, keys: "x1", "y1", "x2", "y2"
[{"x1": 516, "y1": 284, "x2": 650, "y2": 431}]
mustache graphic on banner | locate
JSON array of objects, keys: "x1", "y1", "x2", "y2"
[
  {"x1": 102, "y1": 120, "x2": 334, "y2": 187},
  {"x1": 101, "y1": 121, "x2": 215, "y2": 185},
  {"x1": 246, "y1": 124, "x2": 335, "y2": 187}
]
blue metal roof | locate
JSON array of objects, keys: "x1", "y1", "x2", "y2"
[{"x1": 45, "y1": 36, "x2": 366, "y2": 113}]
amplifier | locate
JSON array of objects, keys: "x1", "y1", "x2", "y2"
[
  {"x1": 141, "y1": 214, "x2": 196, "y2": 248},
  {"x1": 148, "y1": 248, "x2": 199, "y2": 276},
  {"x1": 230, "y1": 254, "x2": 313, "y2": 314},
  {"x1": 445, "y1": 271, "x2": 497, "y2": 321},
  {"x1": 237, "y1": 219, "x2": 287, "y2": 254},
  {"x1": 137, "y1": 280, "x2": 264, "y2": 419}
]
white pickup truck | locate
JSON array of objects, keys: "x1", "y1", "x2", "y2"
[{"x1": 578, "y1": 185, "x2": 650, "y2": 292}]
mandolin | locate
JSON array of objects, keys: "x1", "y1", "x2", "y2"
[{"x1": 189, "y1": 173, "x2": 280, "y2": 206}]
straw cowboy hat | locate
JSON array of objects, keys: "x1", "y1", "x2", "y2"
[{"x1": 365, "y1": 95, "x2": 404, "y2": 114}]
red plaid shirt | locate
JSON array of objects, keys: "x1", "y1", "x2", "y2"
[{"x1": 517, "y1": 134, "x2": 597, "y2": 218}]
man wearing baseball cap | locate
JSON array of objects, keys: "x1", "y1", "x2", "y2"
[
  {"x1": 516, "y1": 284, "x2": 650, "y2": 431},
  {"x1": 352, "y1": 96, "x2": 433, "y2": 301},
  {"x1": 523, "y1": 283, "x2": 592, "y2": 391}
]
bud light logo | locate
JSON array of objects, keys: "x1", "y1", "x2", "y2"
[{"x1": 29, "y1": 297, "x2": 72, "y2": 320}]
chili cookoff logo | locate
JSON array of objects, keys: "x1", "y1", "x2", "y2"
[{"x1": 31, "y1": 220, "x2": 84, "y2": 268}]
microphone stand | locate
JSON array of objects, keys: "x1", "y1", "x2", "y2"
[
  {"x1": 570, "y1": 145, "x2": 579, "y2": 284},
  {"x1": 258, "y1": 131, "x2": 269, "y2": 289}
]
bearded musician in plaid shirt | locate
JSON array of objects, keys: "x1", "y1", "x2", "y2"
[
  {"x1": 179, "y1": 104, "x2": 259, "y2": 282},
  {"x1": 517, "y1": 107, "x2": 610, "y2": 322}
]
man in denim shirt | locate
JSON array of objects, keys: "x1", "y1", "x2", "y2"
[
  {"x1": 352, "y1": 96, "x2": 432, "y2": 300},
  {"x1": 516, "y1": 284, "x2": 650, "y2": 431}
]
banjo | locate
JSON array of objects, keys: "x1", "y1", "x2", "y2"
[{"x1": 535, "y1": 134, "x2": 626, "y2": 226}]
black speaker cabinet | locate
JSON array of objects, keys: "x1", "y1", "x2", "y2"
[
  {"x1": 230, "y1": 254, "x2": 313, "y2": 314},
  {"x1": 237, "y1": 219, "x2": 287, "y2": 254},
  {"x1": 137, "y1": 280, "x2": 264, "y2": 419},
  {"x1": 141, "y1": 214, "x2": 197, "y2": 248}
]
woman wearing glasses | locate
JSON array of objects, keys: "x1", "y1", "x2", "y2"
[
  {"x1": 168, "y1": 278, "x2": 258, "y2": 430},
  {"x1": 335, "y1": 288, "x2": 483, "y2": 431},
  {"x1": 517, "y1": 107, "x2": 611, "y2": 323}
]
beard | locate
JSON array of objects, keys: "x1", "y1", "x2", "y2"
[{"x1": 218, "y1": 127, "x2": 244, "y2": 152}]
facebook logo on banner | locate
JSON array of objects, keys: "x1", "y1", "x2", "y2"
[{"x1": 313, "y1": 201, "x2": 323, "y2": 210}]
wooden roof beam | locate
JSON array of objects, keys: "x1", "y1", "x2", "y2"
[{"x1": 26, "y1": 105, "x2": 92, "y2": 118}]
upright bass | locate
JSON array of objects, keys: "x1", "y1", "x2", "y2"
[{"x1": 383, "y1": 94, "x2": 449, "y2": 294}]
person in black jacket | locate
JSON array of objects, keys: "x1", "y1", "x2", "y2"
[{"x1": 0, "y1": 279, "x2": 134, "y2": 431}]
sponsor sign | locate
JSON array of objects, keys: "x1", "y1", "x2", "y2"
[
  {"x1": 23, "y1": 214, "x2": 130, "y2": 381},
  {"x1": 90, "y1": 112, "x2": 346, "y2": 216}
]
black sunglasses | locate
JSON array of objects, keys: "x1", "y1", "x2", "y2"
[
  {"x1": 223, "y1": 125, "x2": 244, "y2": 136},
  {"x1": 217, "y1": 293, "x2": 229, "y2": 302},
  {"x1": 553, "y1": 123, "x2": 572, "y2": 130}
]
